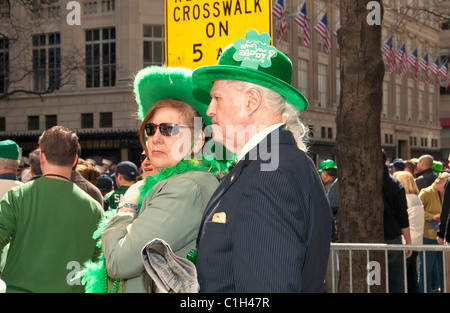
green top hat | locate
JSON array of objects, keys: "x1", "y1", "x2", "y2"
[
  {"x1": 0, "y1": 139, "x2": 20, "y2": 160},
  {"x1": 318, "y1": 159, "x2": 337, "y2": 172},
  {"x1": 133, "y1": 66, "x2": 212, "y2": 124},
  {"x1": 192, "y1": 29, "x2": 308, "y2": 111}
]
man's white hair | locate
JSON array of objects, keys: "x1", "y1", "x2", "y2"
[
  {"x1": 229, "y1": 80, "x2": 310, "y2": 152},
  {"x1": 0, "y1": 158, "x2": 20, "y2": 172}
]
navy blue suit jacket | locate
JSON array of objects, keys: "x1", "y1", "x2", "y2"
[{"x1": 196, "y1": 128, "x2": 333, "y2": 293}]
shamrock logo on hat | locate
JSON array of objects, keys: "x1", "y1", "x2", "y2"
[{"x1": 232, "y1": 30, "x2": 277, "y2": 70}]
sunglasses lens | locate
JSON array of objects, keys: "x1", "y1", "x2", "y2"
[
  {"x1": 145, "y1": 123, "x2": 181, "y2": 136},
  {"x1": 145, "y1": 123, "x2": 157, "y2": 136},
  {"x1": 160, "y1": 123, "x2": 178, "y2": 136}
]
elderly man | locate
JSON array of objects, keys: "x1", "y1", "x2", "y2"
[{"x1": 192, "y1": 30, "x2": 332, "y2": 293}]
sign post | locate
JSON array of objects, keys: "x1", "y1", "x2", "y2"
[{"x1": 165, "y1": 0, "x2": 273, "y2": 69}]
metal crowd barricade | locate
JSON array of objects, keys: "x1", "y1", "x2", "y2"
[{"x1": 329, "y1": 243, "x2": 450, "y2": 293}]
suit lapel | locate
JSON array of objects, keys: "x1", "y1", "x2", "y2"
[
  {"x1": 201, "y1": 157, "x2": 248, "y2": 219},
  {"x1": 201, "y1": 127, "x2": 293, "y2": 222}
]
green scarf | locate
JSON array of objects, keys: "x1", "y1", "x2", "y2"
[{"x1": 77, "y1": 156, "x2": 233, "y2": 293}]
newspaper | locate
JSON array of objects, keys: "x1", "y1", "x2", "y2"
[
  {"x1": 0, "y1": 279, "x2": 5, "y2": 293},
  {"x1": 142, "y1": 238, "x2": 199, "y2": 293}
]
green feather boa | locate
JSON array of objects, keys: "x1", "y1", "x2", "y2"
[{"x1": 77, "y1": 156, "x2": 233, "y2": 293}]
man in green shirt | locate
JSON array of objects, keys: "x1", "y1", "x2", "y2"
[
  {"x1": 0, "y1": 126, "x2": 103, "y2": 293},
  {"x1": 104, "y1": 161, "x2": 138, "y2": 211}
]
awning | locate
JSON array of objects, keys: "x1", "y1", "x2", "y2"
[{"x1": 440, "y1": 117, "x2": 450, "y2": 128}]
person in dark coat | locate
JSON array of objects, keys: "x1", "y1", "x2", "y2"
[
  {"x1": 192, "y1": 30, "x2": 332, "y2": 293},
  {"x1": 415, "y1": 154, "x2": 438, "y2": 191}
]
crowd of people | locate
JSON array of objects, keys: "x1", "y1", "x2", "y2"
[
  {"x1": 5, "y1": 28, "x2": 449, "y2": 294},
  {"x1": 319, "y1": 154, "x2": 450, "y2": 293},
  {"x1": 0, "y1": 30, "x2": 334, "y2": 293}
]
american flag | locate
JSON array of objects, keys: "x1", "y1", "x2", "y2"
[
  {"x1": 294, "y1": 3, "x2": 311, "y2": 47},
  {"x1": 395, "y1": 44, "x2": 405, "y2": 63},
  {"x1": 419, "y1": 53, "x2": 428, "y2": 72},
  {"x1": 419, "y1": 53, "x2": 430, "y2": 84},
  {"x1": 273, "y1": 0, "x2": 286, "y2": 40},
  {"x1": 399, "y1": 46, "x2": 409, "y2": 77},
  {"x1": 407, "y1": 48, "x2": 419, "y2": 80},
  {"x1": 314, "y1": 13, "x2": 331, "y2": 55},
  {"x1": 440, "y1": 58, "x2": 448, "y2": 78},
  {"x1": 429, "y1": 57, "x2": 440, "y2": 76},
  {"x1": 429, "y1": 57, "x2": 440, "y2": 87},
  {"x1": 382, "y1": 37, "x2": 396, "y2": 73}
]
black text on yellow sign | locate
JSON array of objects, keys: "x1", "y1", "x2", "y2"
[{"x1": 165, "y1": 0, "x2": 273, "y2": 69}]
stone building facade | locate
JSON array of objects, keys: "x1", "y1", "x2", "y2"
[{"x1": 0, "y1": 0, "x2": 444, "y2": 167}]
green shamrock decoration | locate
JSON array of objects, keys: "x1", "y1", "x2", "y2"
[{"x1": 232, "y1": 30, "x2": 277, "y2": 70}]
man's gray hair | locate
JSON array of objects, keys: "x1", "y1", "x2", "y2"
[
  {"x1": 0, "y1": 158, "x2": 20, "y2": 172},
  {"x1": 231, "y1": 80, "x2": 310, "y2": 152}
]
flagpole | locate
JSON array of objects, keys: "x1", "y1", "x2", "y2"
[{"x1": 290, "y1": 5, "x2": 299, "y2": 88}]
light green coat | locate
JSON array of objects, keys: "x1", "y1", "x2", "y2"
[{"x1": 101, "y1": 170, "x2": 219, "y2": 293}]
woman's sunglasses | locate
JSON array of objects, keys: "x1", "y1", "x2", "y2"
[{"x1": 144, "y1": 123, "x2": 190, "y2": 137}]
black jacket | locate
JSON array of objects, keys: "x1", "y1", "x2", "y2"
[
  {"x1": 382, "y1": 165, "x2": 409, "y2": 241},
  {"x1": 196, "y1": 128, "x2": 333, "y2": 293},
  {"x1": 415, "y1": 168, "x2": 437, "y2": 191}
]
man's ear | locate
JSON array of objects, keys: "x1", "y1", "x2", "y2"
[
  {"x1": 72, "y1": 155, "x2": 79, "y2": 168},
  {"x1": 245, "y1": 88, "x2": 262, "y2": 116}
]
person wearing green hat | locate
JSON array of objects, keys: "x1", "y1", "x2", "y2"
[
  {"x1": 193, "y1": 30, "x2": 332, "y2": 293},
  {"x1": 318, "y1": 159, "x2": 338, "y2": 193},
  {"x1": 0, "y1": 139, "x2": 23, "y2": 197},
  {"x1": 80, "y1": 66, "x2": 231, "y2": 293},
  {"x1": 0, "y1": 139, "x2": 23, "y2": 279}
]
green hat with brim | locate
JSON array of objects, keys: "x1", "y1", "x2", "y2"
[
  {"x1": 318, "y1": 159, "x2": 338, "y2": 173},
  {"x1": 192, "y1": 29, "x2": 308, "y2": 111},
  {"x1": 133, "y1": 66, "x2": 212, "y2": 125},
  {"x1": 0, "y1": 139, "x2": 20, "y2": 160}
]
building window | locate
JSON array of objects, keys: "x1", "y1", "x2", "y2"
[
  {"x1": 143, "y1": 25, "x2": 165, "y2": 67},
  {"x1": 0, "y1": 37, "x2": 8, "y2": 94},
  {"x1": 407, "y1": 87, "x2": 412, "y2": 121},
  {"x1": 101, "y1": 0, "x2": 115, "y2": 12},
  {"x1": 328, "y1": 127, "x2": 333, "y2": 139},
  {"x1": 32, "y1": 33, "x2": 61, "y2": 92},
  {"x1": 84, "y1": 1, "x2": 115, "y2": 15},
  {"x1": 45, "y1": 115, "x2": 57, "y2": 129},
  {"x1": 429, "y1": 93, "x2": 434, "y2": 124},
  {"x1": 85, "y1": 27, "x2": 116, "y2": 88},
  {"x1": 298, "y1": 59, "x2": 308, "y2": 98},
  {"x1": 0, "y1": 117, "x2": 5, "y2": 132},
  {"x1": 100, "y1": 112, "x2": 112, "y2": 128},
  {"x1": 382, "y1": 81, "x2": 388, "y2": 118},
  {"x1": 84, "y1": 1, "x2": 98, "y2": 14},
  {"x1": 395, "y1": 84, "x2": 401, "y2": 119},
  {"x1": 418, "y1": 91, "x2": 423, "y2": 123},
  {"x1": 28, "y1": 116, "x2": 39, "y2": 131},
  {"x1": 318, "y1": 64, "x2": 327, "y2": 107},
  {"x1": 81, "y1": 113, "x2": 94, "y2": 128}
]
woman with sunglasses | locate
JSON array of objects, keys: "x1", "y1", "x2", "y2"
[{"x1": 79, "y1": 66, "x2": 231, "y2": 293}]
